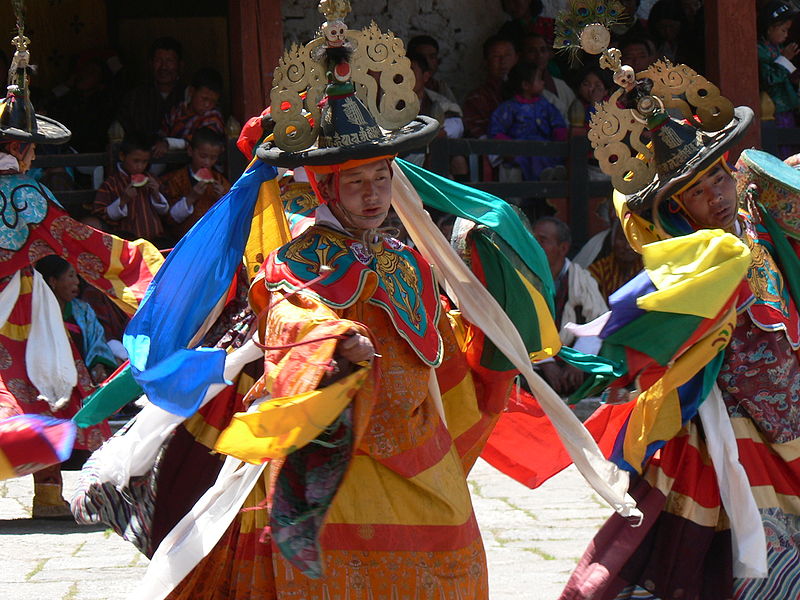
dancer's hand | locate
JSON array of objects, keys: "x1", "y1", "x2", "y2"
[{"x1": 337, "y1": 331, "x2": 375, "y2": 364}]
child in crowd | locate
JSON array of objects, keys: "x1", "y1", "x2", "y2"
[
  {"x1": 488, "y1": 62, "x2": 567, "y2": 180},
  {"x1": 158, "y1": 67, "x2": 224, "y2": 150},
  {"x1": 758, "y1": 0, "x2": 799, "y2": 149},
  {"x1": 161, "y1": 127, "x2": 230, "y2": 239},
  {"x1": 93, "y1": 133, "x2": 169, "y2": 240},
  {"x1": 571, "y1": 66, "x2": 611, "y2": 127}
]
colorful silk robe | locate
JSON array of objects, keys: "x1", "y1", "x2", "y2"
[
  {"x1": 168, "y1": 222, "x2": 515, "y2": 599},
  {"x1": 559, "y1": 212, "x2": 800, "y2": 599},
  {"x1": 0, "y1": 172, "x2": 162, "y2": 472}
]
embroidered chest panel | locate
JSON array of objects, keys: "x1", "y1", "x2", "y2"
[{"x1": 264, "y1": 226, "x2": 443, "y2": 366}]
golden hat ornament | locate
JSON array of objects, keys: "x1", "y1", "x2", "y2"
[
  {"x1": 257, "y1": 0, "x2": 438, "y2": 168},
  {"x1": 0, "y1": 0, "x2": 70, "y2": 144},
  {"x1": 554, "y1": 0, "x2": 752, "y2": 214}
]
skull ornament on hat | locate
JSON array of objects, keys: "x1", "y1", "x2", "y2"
[
  {"x1": 257, "y1": 0, "x2": 439, "y2": 169},
  {"x1": 553, "y1": 0, "x2": 752, "y2": 222}
]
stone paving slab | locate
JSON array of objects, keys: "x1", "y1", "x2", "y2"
[{"x1": 0, "y1": 459, "x2": 613, "y2": 599}]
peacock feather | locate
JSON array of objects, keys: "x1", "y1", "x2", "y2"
[{"x1": 553, "y1": 0, "x2": 628, "y2": 65}]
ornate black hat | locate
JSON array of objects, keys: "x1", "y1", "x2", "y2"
[
  {"x1": 553, "y1": 4, "x2": 751, "y2": 215},
  {"x1": 256, "y1": 0, "x2": 438, "y2": 168},
  {"x1": 0, "y1": 1, "x2": 70, "y2": 145}
]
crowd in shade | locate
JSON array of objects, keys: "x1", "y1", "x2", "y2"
[
  {"x1": 409, "y1": 0, "x2": 707, "y2": 182},
  {"x1": 18, "y1": 36, "x2": 230, "y2": 253}
]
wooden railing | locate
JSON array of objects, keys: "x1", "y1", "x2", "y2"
[
  {"x1": 31, "y1": 123, "x2": 798, "y2": 246},
  {"x1": 30, "y1": 138, "x2": 247, "y2": 217},
  {"x1": 427, "y1": 136, "x2": 613, "y2": 245}
]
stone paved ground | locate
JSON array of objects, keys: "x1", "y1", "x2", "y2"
[{"x1": 0, "y1": 460, "x2": 611, "y2": 599}]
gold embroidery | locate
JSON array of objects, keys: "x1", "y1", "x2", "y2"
[
  {"x1": 371, "y1": 243, "x2": 422, "y2": 327},
  {"x1": 283, "y1": 228, "x2": 350, "y2": 274},
  {"x1": 745, "y1": 234, "x2": 788, "y2": 317}
]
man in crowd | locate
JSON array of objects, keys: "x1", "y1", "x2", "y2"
[
  {"x1": 532, "y1": 216, "x2": 607, "y2": 396},
  {"x1": 463, "y1": 35, "x2": 518, "y2": 138},
  {"x1": 117, "y1": 37, "x2": 185, "y2": 156}
]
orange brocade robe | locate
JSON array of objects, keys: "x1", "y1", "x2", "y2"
[{"x1": 168, "y1": 227, "x2": 514, "y2": 600}]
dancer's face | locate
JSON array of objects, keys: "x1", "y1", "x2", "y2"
[
  {"x1": 678, "y1": 163, "x2": 738, "y2": 230},
  {"x1": 325, "y1": 160, "x2": 393, "y2": 232}
]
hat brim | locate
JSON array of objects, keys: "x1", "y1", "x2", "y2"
[
  {"x1": 626, "y1": 106, "x2": 754, "y2": 213},
  {"x1": 0, "y1": 114, "x2": 71, "y2": 145},
  {"x1": 256, "y1": 116, "x2": 440, "y2": 168}
]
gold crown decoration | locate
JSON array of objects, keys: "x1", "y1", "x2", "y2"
[
  {"x1": 319, "y1": 0, "x2": 351, "y2": 22},
  {"x1": 270, "y1": 1, "x2": 419, "y2": 152},
  {"x1": 552, "y1": 0, "x2": 738, "y2": 197},
  {"x1": 9, "y1": 0, "x2": 30, "y2": 85}
]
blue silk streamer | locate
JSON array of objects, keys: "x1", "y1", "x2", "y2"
[{"x1": 123, "y1": 161, "x2": 277, "y2": 417}]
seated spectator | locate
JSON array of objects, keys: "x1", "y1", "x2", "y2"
[
  {"x1": 497, "y1": 0, "x2": 554, "y2": 48},
  {"x1": 93, "y1": 133, "x2": 169, "y2": 240},
  {"x1": 648, "y1": 0, "x2": 685, "y2": 62},
  {"x1": 407, "y1": 53, "x2": 468, "y2": 176},
  {"x1": 488, "y1": 62, "x2": 567, "y2": 181},
  {"x1": 588, "y1": 220, "x2": 643, "y2": 300},
  {"x1": 161, "y1": 127, "x2": 231, "y2": 239},
  {"x1": 35, "y1": 256, "x2": 117, "y2": 385},
  {"x1": 621, "y1": 37, "x2": 658, "y2": 73},
  {"x1": 463, "y1": 35, "x2": 518, "y2": 138},
  {"x1": 520, "y1": 33, "x2": 575, "y2": 122},
  {"x1": 758, "y1": 0, "x2": 800, "y2": 151},
  {"x1": 569, "y1": 66, "x2": 612, "y2": 127},
  {"x1": 157, "y1": 67, "x2": 225, "y2": 154},
  {"x1": 676, "y1": 0, "x2": 705, "y2": 72},
  {"x1": 407, "y1": 35, "x2": 457, "y2": 103},
  {"x1": 78, "y1": 281, "x2": 130, "y2": 362},
  {"x1": 410, "y1": 54, "x2": 464, "y2": 133},
  {"x1": 532, "y1": 217, "x2": 608, "y2": 396},
  {"x1": 116, "y1": 37, "x2": 185, "y2": 157},
  {"x1": 47, "y1": 54, "x2": 115, "y2": 153},
  {"x1": 611, "y1": 0, "x2": 650, "y2": 45}
]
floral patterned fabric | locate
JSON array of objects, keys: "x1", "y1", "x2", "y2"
[{"x1": 719, "y1": 311, "x2": 800, "y2": 444}]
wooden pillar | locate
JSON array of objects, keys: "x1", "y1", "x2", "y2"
[
  {"x1": 228, "y1": 0, "x2": 284, "y2": 123},
  {"x1": 705, "y1": 0, "x2": 760, "y2": 152}
]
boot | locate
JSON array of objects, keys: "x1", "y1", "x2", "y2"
[{"x1": 32, "y1": 482, "x2": 74, "y2": 520}]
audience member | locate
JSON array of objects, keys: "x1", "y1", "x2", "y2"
[
  {"x1": 463, "y1": 35, "x2": 518, "y2": 138},
  {"x1": 407, "y1": 35, "x2": 457, "y2": 103},
  {"x1": 676, "y1": 0, "x2": 705, "y2": 72},
  {"x1": 488, "y1": 62, "x2": 566, "y2": 180},
  {"x1": 156, "y1": 67, "x2": 225, "y2": 154},
  {"x1": 647, "y1": 0, "x2": 685, "y2": 62},
  {"x1": 410, "y1": 54, "x2": 464, "y2": 134},
  {"x1": 588, "y1": 220, "x2": 643, "y2": 300},
  {"x1": 496, "y1": 0, "x2": 553, "y2": 47},
  {"x1": 116, "y1": 37, "x2": 185, "y2": 155},
  {"x1": 47, "y1": 54, "x2": 115, "y2": 153},
  {"x1": 161, "y1": 127, "x2": 231, "y2": 239},
  {"x1": 93, "y1": 133, "x2": 169, "y2": 240},
  {"x1": 35, "y1": 255, "x2": 117, "y2": 385},
  {"x1": 520, "y1": 33, "x2": 576, "y2": 121},
  {"x1": 532, "y1": 217, "x2": 608, "y2": 396},
  {"x1": 758, "y1": 0, "x2": 799, "y2": 152},
  {"x1": 621, "y1": 37, "x2": 657, "y2": 73},
  {"x1": 570, "y1": 66, "x2": 611, "y2": 127},
  {"x1": 407, "y1": 53, "x2": 468, "y2": 176},
  {"x1": 611, "y1": 0, "x2": 649, "y2": 44}
]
